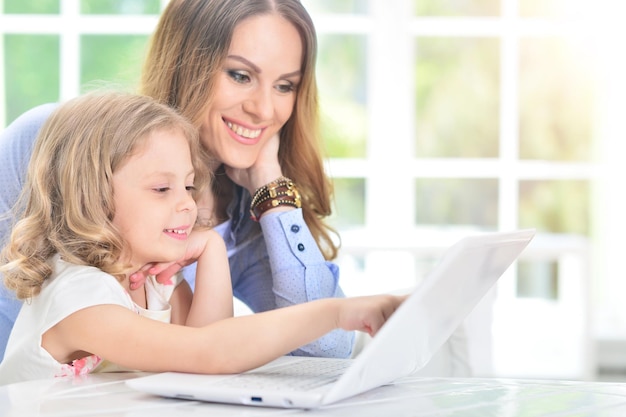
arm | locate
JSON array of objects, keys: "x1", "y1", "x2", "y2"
[
  {"x1": 0, "y1": 103, "x2": 58, "y2": 360},
  {"x1": 225, "y1": 135, "x2": 355, "y2": 358},
  {"x1": 157, "y1": 229, "x2": 233, "y2": 327},
  {"x1": 255, "y1": 209, "x2": 355, "y2": 358},
  {"x1": 44, "y1": 293, "x2": 405, "y2": 374},
  {"x1": 185, "y1": 229, "x2": 233, "y2": 326}
]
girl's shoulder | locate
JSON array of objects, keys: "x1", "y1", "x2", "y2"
[{"x1": 42, "y1": 255, "x2": 134, "y2": 311}]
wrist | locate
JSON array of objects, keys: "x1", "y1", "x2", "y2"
[
  {"x1": 249, "y1": 167, "x2": 284, "y2": 191},
  {"x1": 249, "y1": 176, "x2": 301, "y2": 222}
]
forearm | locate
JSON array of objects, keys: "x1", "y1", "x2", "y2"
[
  {"x1": 256, "y1": 209, "x2": 354, "y2": 358},
  {"x1": 186, "y1": 231, "x2": 233, "y2": 327},
  {"x1": 259, "y1": 210, "x2": 342, "y2": 304},
  {"x1": 192, "y1": 299, "x2": 340, "y2": 373},
  {"x1": 105, "y1": 299, "x2": 341, "y2": 374}
]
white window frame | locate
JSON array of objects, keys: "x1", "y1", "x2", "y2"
[{"x1": 3, "y1": 0, "x2": 625, "y2": 381}]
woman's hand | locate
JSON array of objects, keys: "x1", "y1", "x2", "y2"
[
  {"x1": 224, "y1": 132, "x2": 283, "y2": 194},
  {"x1": 128, "y1": 229, "x2": 222, "y2": 289}
]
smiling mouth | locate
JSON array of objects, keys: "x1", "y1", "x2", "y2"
[
  {"x1": 164, "y1": 228, "x2": 186, "y2": 235},
  {"x1": 225, "y1": 120, "x2": 262, "y2": 139}
]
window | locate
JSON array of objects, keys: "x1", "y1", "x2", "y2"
[{"x1": 2, "y1": 0, "x2": 624, "y2": 381}]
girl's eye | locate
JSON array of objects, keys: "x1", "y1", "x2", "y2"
[
  {"x1": 186, "y1": 185, "x2": 196, "y2": 192},
  {"x1": 227, "y1": 70, "x2": 250, "y2": 84},
  {"x1": 154, "y1": 187, "x2": 170, "y2": 193}
]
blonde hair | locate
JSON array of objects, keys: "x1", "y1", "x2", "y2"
[
  {"x1": 0, "y1": 91, "x2": 210, "y2": 300},
  {"x1": 140, "y1": 0, "x2": 339, "y2": 259}
]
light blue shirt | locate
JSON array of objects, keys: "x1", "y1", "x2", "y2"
[{"x1": 0, "y1": 103, "x2": 354, "y2": 361}]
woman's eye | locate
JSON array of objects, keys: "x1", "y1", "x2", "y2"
[
  {"x1": 276, "y1": 82, "x2": 295, "y2": 94},
  {"x1": 186, "y1": 185, "x2": 196, "y2": 192},
  {"x1": 227, "y1": 70, "x2": 250, "y2": 84},
  {"x1": 154, "y1": 187, "x2": 170, "y2": 193}
]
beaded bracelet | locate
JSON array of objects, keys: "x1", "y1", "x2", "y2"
[{"x1": 250, "y1": 176, "x2": 302, "y2": 221}]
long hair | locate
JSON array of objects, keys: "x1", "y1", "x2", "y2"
[
  {"x1": 140, "y1": 0, "x2": 340, "y2": 259},
  {"x1": 0, "y1": 91, "x2": 210, "y2": 300}
]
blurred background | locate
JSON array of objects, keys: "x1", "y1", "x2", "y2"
[{"x1": 1, "y1": 0, "x2": 624, "y2": 381}]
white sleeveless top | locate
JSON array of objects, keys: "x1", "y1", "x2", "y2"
[{"x1": 0, "y1": 255, "x2": 182, "y2": 385}]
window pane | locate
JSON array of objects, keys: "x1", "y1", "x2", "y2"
[
  {"x1": 414, "y1": 0, "x2": 500, "y2": 16},
  {"x1": 415, "y1": 37, "x2": 499, "y2": 158},
  {"x1": 519, "y1": 180, "x2": 589, "y2": 235},
  {"x1": 330, "y1": 178, "x2": 365, "y2": 229},
  {"x1": 3, "y1": 0, "x2": 59, "y2": 14},
  {"x1": 519, "y1": 0, "x2": 576, "y2": 18},
  {"x1": 519, "y1": 38, "x2": 595, "y2": 161},
  {"x1": 318, "y1": 34, "x2": 367, "y2": 158},
  {"x1": 80, "y1": 0, "x2": 160, "y2": 15},
  {"x1": 517, "y1": 261, "x2": 559, "y2": 300},
  {"x1": 414, "y1": 178, "x2": 498, "y2": 227},
  {"x1": 4, "y1": 35, "x2": 60, "y2": 125},
  {"x1": 80, "y1": 35, "x2": 148, "y2": 92},
  {"x1": 301, "y1": 0, "x2": 368, "y2": 14}
]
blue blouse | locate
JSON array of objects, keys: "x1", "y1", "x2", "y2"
[{"x1": 0, "y1": 103, "x2": 354, "y2": 361}]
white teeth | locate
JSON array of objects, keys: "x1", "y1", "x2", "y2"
[
  {"x1": 226, "y1": 121, "x2": 261, "y2": 139},
  {"x1": 166, "y1": 229, "x2": 185, "y2": 234}
]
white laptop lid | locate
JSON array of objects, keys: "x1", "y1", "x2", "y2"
[{"x1": 127, "y1": 229, "x2": 535, "y2": 409}]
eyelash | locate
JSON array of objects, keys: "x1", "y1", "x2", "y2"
[
  {"x1": 226, "y1": 70, "x2": 296, "y2": 93},
  {"x1": 153, "y1": 185, "x2": 196, "y2": 193},
  {"x1": 228, "y1": 70, "x2": 250, "y2": 84}
]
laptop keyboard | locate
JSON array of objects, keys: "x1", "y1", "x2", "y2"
[{"x1": 221, "y1": 358, "x2": 352, "y2": 391}]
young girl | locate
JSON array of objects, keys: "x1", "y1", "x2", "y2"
[{"x1": 0, "y1": 91, "x2": 405, "y2": 385}]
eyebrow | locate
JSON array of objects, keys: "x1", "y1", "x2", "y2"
[
  {"x1": 226, "y1": 55, "x2": 301, "y2": 79},
  {"x1": 143, "y1": 169, "x2": 195, "y2": 180}
]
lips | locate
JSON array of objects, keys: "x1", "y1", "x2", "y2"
[
  {"x1": 225, "y1": 120, "x2": 262, "y2": 141},
  {"x1": 164, "y1": 228, "x2": 188, "y2": 241}
]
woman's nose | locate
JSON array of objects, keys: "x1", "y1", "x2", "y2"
[{"x1": 242, "y1": 87, "x2": 274, "y2": 121}]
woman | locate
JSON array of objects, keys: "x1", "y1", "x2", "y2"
[{"x1": 0, "y1": 0, "x2": 352, "y2": 360}]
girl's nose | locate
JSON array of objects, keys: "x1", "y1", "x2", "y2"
[{"x1": 177, "y1": 190, "x2": 196, "y2": 213}]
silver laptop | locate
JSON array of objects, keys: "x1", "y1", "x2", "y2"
[{"x1": 127, "y1": 229, "x2": 535, "y2": 409}]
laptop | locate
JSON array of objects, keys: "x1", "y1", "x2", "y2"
[{"x1": 126, "y1": 229, "x2": 535, "y2": 409}]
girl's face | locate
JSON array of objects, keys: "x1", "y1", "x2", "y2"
[
  {"x1": 200, "y1": 13, "x2": 303, "y2": 169},
  {"x1": 112, "y1": 129, "x2": 197, "y2": 270}
]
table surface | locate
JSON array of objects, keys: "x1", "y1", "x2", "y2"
[{"x1": 3, "y1": 372, "x2": 626, "y2": 417}]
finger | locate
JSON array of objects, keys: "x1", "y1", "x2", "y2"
[
  {"x1": 146, "y1": 261, "x2": 176, "y2": 276},
  {"x1": 128, "y1": 263, "x2": 156, "y2": 290},
  {"x1": 154, "y1": 263, "x2": 183, "y2": 285}
]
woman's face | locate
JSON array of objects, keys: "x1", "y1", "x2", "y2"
[{"x1": 200, "y1": 13, "x2": 303, "y2": 169}]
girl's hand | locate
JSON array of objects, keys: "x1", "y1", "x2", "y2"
[
  {"x1": 225, "y1": 132, "x2": 283, "y2": 194},
  {"x1": 128, "y1": 229, "x2": 222, "y2": 289},
  {"x1": 337, "y1": 294, "x2": 408, "y2": 337}
]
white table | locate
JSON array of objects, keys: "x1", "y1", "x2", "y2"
[{"x1": 3, "y1": 372, "x2": 626, "y2": 416}]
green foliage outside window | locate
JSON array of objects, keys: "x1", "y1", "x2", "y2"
[
  {"x1": 415, "y1": 178, "x2": 499, "y2": 227},
  {"x1": 519, "y1": 180, "x2": 589, "y2": 235},
  {"x1": 4, "y1": 35, "x2": 59, "y2": 123},
  {"x1": 519, "y1": 38, "x2": 594, "y2": 161},
  {"x1": 415, "y1": 37, "x2": 500, "y2": 158},
  {"x1": 414, "y1": 0, "x2": 499, "y2": 16},
  {"x1": 80, "y1": 35, "x2": 148, "y2": 93},
  {"x1": 330, "y1": 178, "x2": 366, "y2": 229},
  {"x1": 80, "y1": 0, "x2": 160, "y2": 15},
  {"x1": 3, "y1": 0, "x2": 59, "y2": 14},
  {"x1": 317, "y1": 34, "x2": 368, "y2": 159},
  {"x1": 301, "y1": 0, "x2": 368, "y2": 14}
]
